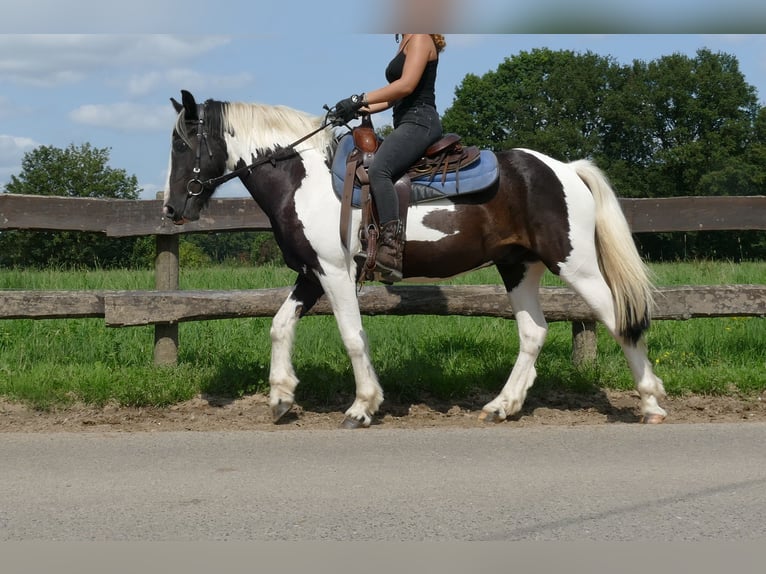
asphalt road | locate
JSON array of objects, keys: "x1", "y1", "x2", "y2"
[{"x1": 1, "y1": 423, "x2": 765, "y2": 541}]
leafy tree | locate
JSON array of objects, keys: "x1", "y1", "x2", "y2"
[
  {"x1": 184, "y1": 231, "x2": 281, "y2": 266},
  {"x1": 443, "y1": 48, "x2": 615, "y2": 160},
  {"x1": 375, "y1": 124, "x2": 394, "y2": 138},
  {"x1": 639, "y1": 49, "x2": 760, "y2": 198},
  {"x1": 598, "y1": 60, "x2": 659, "y2": 196},
  {"x1": 179, "y1": 240, "x2": 212, "y2": 268},
  {"x1": 624, "y1": 49, "x2": 764, "y2": 260},
  {"x1": 250, "y1": 232, "x2": 283, "y2": 265},
  {"x1": 4, "y1": 143, "x2": 139, "y2": 199},
  {"x1": 0, "y1": 143, "x2": 143, "y2": 269}
]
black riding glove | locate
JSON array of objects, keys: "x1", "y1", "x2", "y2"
[{"x1": 332, "y1": 94, "x2": 365, "y2": 124}]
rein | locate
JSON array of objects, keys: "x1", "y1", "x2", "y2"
[{"x1": 186, "y1": 106, "x2": 336, "y2": 197}]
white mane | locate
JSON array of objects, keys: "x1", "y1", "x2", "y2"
[{"x1": 223, "y1": 101, "x2": 335, "y2": 162}]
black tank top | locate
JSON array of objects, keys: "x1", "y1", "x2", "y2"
[{"x1": 385, "y1": 49, "x2": 438, "y2": 125}]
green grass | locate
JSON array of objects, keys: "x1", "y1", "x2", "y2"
[{"x1": 1, "y1": 262, "x2": 765, "y2": 410}]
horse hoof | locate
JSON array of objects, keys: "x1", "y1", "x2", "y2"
[
  {"x1": 341, "y1": 416, "x2": 368, "y2": 429},
  {"x1": 478, "y1": 410, "x2": 504, "y2": 424},
  {"x1": 271, "y1": 400, "x2": 293, "y2": 423},
  {"x1": 642, "y1": 413, "x2": 666, "y2": 424}
]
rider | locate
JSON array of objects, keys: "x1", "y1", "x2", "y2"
[{"x1": 332, "y1": 34, "x2": 445, "y2": 282}]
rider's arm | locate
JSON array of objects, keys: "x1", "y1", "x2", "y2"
[{"x1": 361, "y1": 34, "x2": 433, "y2": 113}]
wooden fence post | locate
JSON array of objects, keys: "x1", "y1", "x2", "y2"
[
  {"x1": 153, "y1": 194, "x2": 179, "y2": 365},
  {"x1": 571, "y1": 320, "x2": 597, "y2": 365}
]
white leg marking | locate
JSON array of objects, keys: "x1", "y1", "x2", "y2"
[
  {"x1": 268, "y1": 291, "x2": 303, "y2": 415},
  {"x1": 317, "y1": 267, "x2": 383, "y2": 427},
  {"x1": 483, "y1": 263, "x2": 548, "y2": 421}
]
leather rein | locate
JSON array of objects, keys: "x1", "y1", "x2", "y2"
[{"x1": 186, "y1": 104, "x2": 338, "y2": 197}]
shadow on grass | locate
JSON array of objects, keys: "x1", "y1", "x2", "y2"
[
  {"x1": 198, "y1": 357, "x2": 270, "y2": 403},
  {"x1": 195, "y1": 336, "x2": 641, "y2": 422}
]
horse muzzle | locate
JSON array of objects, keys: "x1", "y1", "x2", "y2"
[{"x1": 162, "y1": 203, "x2": 192, "y2": 225}]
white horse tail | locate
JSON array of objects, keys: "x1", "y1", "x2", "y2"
[{"x1": 570, "y1": 159, "x2": 654, "y2": 343}]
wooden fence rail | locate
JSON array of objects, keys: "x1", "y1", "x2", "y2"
[
  {"x1": 3, "y1": 193, "x2": 766, "y2": 236},
  {"x1": 2, "y1": 193, "x2": 765, "y2": 365},
  {"x1": 2, "y1": 285, "x2": 766, "y2": 324}
]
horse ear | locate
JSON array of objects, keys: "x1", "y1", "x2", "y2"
[
  {"x1": 170, "y1": 97, "x2": 183, "y2": 114},
  {"x1": 180, "y1": 90, "x2": 198, "y2": 121}
]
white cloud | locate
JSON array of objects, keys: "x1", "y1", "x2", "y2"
[
  {"x1": 69, "y1": 103, "x2": 176, "y2": 132},
  {"x1": 0, "y1": 135, "x2": 39, "y2": 165},
  {"x1": 0, "y1": 135, "x2": 40, "y2": 187},
  {"x1": 0, "y1": 35, "x2": 231, "y2": 88}
]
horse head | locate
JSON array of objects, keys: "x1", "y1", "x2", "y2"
[{"x1": 163, "y1": 90, "x2": 228, "y2": 224}]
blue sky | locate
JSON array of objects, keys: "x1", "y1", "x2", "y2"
[{"x1": 2, "y1": 33, "x2": 765, "y2": 199}]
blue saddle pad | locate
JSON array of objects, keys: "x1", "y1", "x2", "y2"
[{"x1": 331, "y1": 134, "x2": 499, "y2": 207}]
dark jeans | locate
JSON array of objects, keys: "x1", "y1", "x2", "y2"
[{"x1": 368, "y1": 105, "x2": 442, "y2": 224}]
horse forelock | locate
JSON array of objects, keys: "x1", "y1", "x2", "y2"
[
  {"x1": 174, "y1": 99, "x2": 226, "y2": 144},
  {"x1": 222, "y1": 101, "x2": 335, "y2": 160}
]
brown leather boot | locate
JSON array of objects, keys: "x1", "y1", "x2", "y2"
[{"x1": 375, "y1": 219, "x2": 404, "y2": 282}]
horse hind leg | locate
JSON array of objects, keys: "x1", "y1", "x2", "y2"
[
  {"x1": 623, "y1": 339, "x2": 667, "y2": 424},
  {"x1": 480, "y1": 262, "x2": 548, "y2": 423},
  {"x1": 559, "y1": 262, "x2": 667, "y2": 423},
  {"x1": 565, "y1": 158, "x2": 666, "y2": 422},
  {"x1": 269, "y1": 273, "x2": 324, "y2": 423}
]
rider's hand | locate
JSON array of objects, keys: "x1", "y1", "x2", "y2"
[{"x1": 332, "y1": 94, "x2": 365, "y2": 124}]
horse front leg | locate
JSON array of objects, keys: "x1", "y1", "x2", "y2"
[
  {"x1": 481, "y1": 263, "x2": 548, "y2": 423},
  {"x1": 269, "y1": 273, "x2": 324, "y2": 423},
  {"x1": 317, "y1": 270, "x2": 383, "y2": 429}
]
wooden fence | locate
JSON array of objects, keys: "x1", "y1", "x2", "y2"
[{"x1": 2, "y1": 193, "x2": 766, "y2": 365}]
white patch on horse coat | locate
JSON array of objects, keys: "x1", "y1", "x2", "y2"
[
  {"x1": 293, "y1": 149, "x2": 351, "y2": 269},
  {"x1": 406, "y1": 202, "x2": 459, "y2": 242}
]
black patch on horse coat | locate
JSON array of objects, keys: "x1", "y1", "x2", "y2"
[
  {"x1": 290, "y1": 272, "x2": 325, "y2": 317},
  {"x1": 623, "y1": 308, "x2": 650, "y2": 345},
  {"x1": 496, "y1": 259, "x2": 539, "y2": 292},
  {"x1": 502, "y1": 150, "x2": 572, "y2": 275},
  {"x1": 236, "y1": 148, "x2": 323, "y2": 275}
]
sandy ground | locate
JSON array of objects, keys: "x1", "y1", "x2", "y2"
[{"x1": 1, "y1": 389, "x2": 765, "y2": 432}]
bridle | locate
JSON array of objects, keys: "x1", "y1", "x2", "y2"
[
  {"x1": 183, "y1": 103, "x2": 338, "y2": 198},
  {"x1": 186, "y1": 104, "x2": 213, "y2": 197}
]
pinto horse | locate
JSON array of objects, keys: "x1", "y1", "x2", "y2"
[{"x1": 163, "y1": 90, "x2": 667, "y2": 428}]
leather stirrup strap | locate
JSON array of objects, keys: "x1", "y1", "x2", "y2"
[
  {"x1": 356, "y1": 164, "x2": 371, "y2": 229},
  {"x1": 339, "y1": 155, "x2": 359, "y2": 250}
]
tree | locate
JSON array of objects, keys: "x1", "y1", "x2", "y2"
[
  {"x1": 625, "y1": 50, "x2": 764, "y2": 260},
  {"x1": 183, "y1": 231, "x2": 282, "y2": 266},
  {"x1": 639, "y1": 49, "x2": 760, "y2": 198},
  {"x1": 4, "y1": 143, "x2": 139, "y2": 199},
  {"x1": 0, "y1": 143, "x2": 143, "y2": 269},
  {"x1": 442, "y1": 48, "x2": 615, "y2": 160}
]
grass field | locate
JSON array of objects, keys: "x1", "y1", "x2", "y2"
[{"x1": 1, "y1": 262, "x2": 764, "y2": 410}]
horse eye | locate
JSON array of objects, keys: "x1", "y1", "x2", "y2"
[{"x1": 173, "y1": 139, "x2": 189, "y2": 153}]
